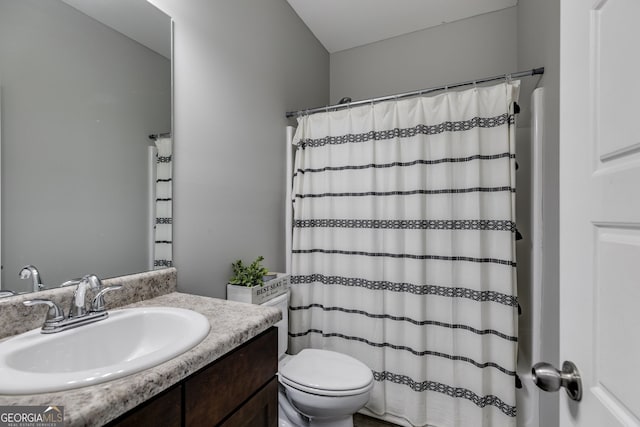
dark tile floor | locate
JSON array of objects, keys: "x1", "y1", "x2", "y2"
[{"x1": 353, "y1": 413, "x2": 400, "y2": 427}]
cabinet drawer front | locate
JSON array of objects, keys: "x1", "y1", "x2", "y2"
[
  {"x1": 108, "y1": 385, "x2": 182, "y2": 427},
  {"x1": 185, "y1": 327, "x2": 277, "y2": 426},
  {"x1": 220, "y1": 378, "x2": 278, "y2": 427}
]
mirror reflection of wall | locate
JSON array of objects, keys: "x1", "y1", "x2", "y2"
[{"x1": 0, "y1": 0, "x2": 171, "y2": 294}]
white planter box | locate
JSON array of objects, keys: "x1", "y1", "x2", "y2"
[{"x1": 226, "y1": 273, "x2": 290, "y2": 305}]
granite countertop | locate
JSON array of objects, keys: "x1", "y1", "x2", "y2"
[{"x1": 0, "y1": 292, "x2": 282, "y2": 426}]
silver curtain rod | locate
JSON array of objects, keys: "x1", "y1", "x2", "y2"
[{"x1": 285, "y1": 67, "x2": 544, "y2": 118}]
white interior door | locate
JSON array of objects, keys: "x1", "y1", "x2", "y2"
[{"x1": 559, "y1": 0, "x2": 640, "y2": 425}]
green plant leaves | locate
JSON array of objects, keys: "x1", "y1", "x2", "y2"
[{"x1": 229, "y1": 256, "x2": 269, "y2": 287}]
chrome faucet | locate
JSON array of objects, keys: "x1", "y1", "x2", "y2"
[
  {"x1": 61, "y1": 274, "x2": 103, "y2": 318},
  {"x1": 24, "y1": 274, "x2": 122, "y2": 333},
  {"x1": 19, "y1": 265, "x2": 45, "y2": 292}
]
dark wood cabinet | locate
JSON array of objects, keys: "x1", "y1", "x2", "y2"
[
  {"x1": 108, "y1": 327, "x2": 278, "y2": 427},
  {"x1": 185, "y1": 327, "x2": 277, "y2": 426},
  {"x1": 219, "y1": 378, "x2": 278, "y2": 427},
  {"x1": 109, "y1": 385, "x2": 182, "y2": 427}
]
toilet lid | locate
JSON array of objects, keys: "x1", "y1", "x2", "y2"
[{"x1": 279, "y1": 349, "x2": 373, "y2": 392}]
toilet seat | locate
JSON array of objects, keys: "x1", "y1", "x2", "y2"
[
  {"x1": 279, "y1": 349, "x2": 374, "y2": 397},
  {"x1": 280, "y1": 375, "x2": 373, "y2": 397}
]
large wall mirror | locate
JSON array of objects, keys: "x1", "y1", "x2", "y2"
[{"x1": 0, "y1": 0, "x2": 172, "y2": 295}]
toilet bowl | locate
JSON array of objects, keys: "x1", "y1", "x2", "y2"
[
  {"x1": 279, "y1": 349, "x2": 374, "y2": 427},
  {"x1": 261, "y1": 293, "x2": 374, "y2": 427}
]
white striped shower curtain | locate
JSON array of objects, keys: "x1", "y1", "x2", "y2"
[
  {"x1": 153, "y1": 136, "x2": 173, "y2": 269},
  {"x1": 289, "y1": 82, "x2": 520, "y2": 427}
]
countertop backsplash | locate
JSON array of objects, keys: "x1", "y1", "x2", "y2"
[{"x1": 0, "y1": 268, "x2": 177, "y2": 340}]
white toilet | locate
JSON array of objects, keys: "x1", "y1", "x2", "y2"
[{"x1": 263, "y1": 293, "x2": 374, "y2": 427}]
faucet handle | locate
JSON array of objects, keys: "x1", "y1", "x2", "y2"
[
  {"x1": 61, "y1": 275, "x2": 102, "y2": 290},
  {"x1": 91, "y1": 285, "x2": 123, "y2": 312},
  {"x1": 83, "y1": 274, "x2": 103, "y2": 291},
  {"x1": 23, "y1": 299, "x2": 65, "y2": 324},
  {"x1": 60, "y1": 278, "x2": 82, "y2": 288}
]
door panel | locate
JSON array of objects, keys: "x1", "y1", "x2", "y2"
[
  {"x1": 559, "y1": 0, "x2": 640, "y2": 425},
  {"x1": 597, "y1": 229, "x2": 640, "y2": 417},
  {"x1": 595, "y1": 0, "x2": 640, "y2": 160}
]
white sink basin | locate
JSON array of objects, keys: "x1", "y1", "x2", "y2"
[{"x1": 0, "y1": 307, "x2": 210, "y2": 394}]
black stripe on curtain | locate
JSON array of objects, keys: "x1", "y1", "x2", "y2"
[
  {"x1": 289, "y1": 304, "x2": 517, "y2": 342},
  {"x1": 294, "y1": 219, "x2": 517, "y2": 232},
  {"x1": 290, "y1": 274, "x2": 518, "y2": 306},
  {"x1": 373, "y1": 371, "x2": 517, "y2": 417},
  {"x1": 294, "y1": 153, "x2": 515, "y2": 177},
  {"x1": 288, "y1": 329, "x2": 516, "y2": 376},
  {"x1": 297, "y1": 113, "x2": 514, "y2": 149},
  {"x1": 294, "y1": 187, "x2": 516, "y2": 199},
  {"x1": 292, "y1": 249, "x2": 517, "y2": 267}
]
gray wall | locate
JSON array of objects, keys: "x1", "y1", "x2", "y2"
[
  {"x1": 330, "y1": 7, "x2": 518, "y2": 104},
  {"x1": 0, "y1": 0, "x2": 171, "y2": 292},
  {"x1": 149, "y1": 0, "x2": 329, "y2": 298},
  {"x1": 517, "y1": 1, "x2": 560, "y2": 426}
]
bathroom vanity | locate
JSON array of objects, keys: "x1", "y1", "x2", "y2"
[
  {"x1": 0, "y1": 268, "x2": 281, "y2": 426},
  {"x1": 109, "y1": 327, "x2": 278, "y2": 427}
]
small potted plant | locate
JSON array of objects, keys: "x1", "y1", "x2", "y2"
[
  {"x1": 228, "y1": 256, "x2": 269, "y2": 287},
  {"x1": 226, "y1": 256, "x2": 290, "y2": 304}
]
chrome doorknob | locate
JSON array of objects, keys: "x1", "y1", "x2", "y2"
[{"x1": 532, "y1": 361, "x2": 582, "y2": 401}]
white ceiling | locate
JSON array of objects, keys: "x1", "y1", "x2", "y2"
[
  {"x1": 286, "y1": 0, "x2": 518, "y2": 53},
  {"x1": 58, "y1": 1, "x2": 518, "y2": 59},
  {"x1": 60, "y1": 0, "x2": 171, "y2": 59}
]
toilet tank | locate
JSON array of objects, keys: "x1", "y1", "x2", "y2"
[{"x1": 261, "y1": 292, "x2": 289, "y2": 359}]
